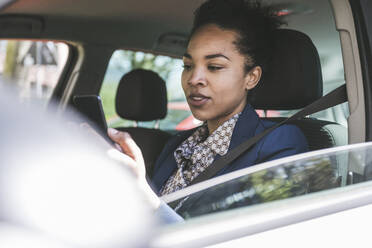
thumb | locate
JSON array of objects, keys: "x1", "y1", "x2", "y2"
[{"x1": 107, "y1": 128, "x2": 141, "y2": 162}]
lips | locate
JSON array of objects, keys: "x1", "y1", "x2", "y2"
[{"x1": 187, "y1": 93, "x2": 210, "y2": 107}]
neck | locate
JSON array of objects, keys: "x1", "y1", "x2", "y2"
[
  {"x1": 207, "y1": 102, "x2": 247, "y2": 135},
  {"x1": 207, "y1": 121, "x2": 219, "y2": 135}
]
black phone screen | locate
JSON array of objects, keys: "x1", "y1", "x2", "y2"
[{"x1": 72, "y1": 95, "x2": 113, "y2": 144}]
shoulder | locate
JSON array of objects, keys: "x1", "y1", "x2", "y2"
[
  {"x1": 263, "y1": 121, "x2": 307, "y2": 145},
  {"x1": 257, "y1": 120, "x2": 309, "y2": 161}
]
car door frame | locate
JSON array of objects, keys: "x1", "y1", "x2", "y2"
[
  {"x1": 330, "y1": 0, "x2": 366, "y2": 144},
  {"x1": 348, "y1": 0, "x2": 372, "y2": 142}
]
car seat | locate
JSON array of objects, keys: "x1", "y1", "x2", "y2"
[
  {"x1": 115, "y1": 69, "x2": 171, "y2": 178},
  {"x1": 250, "y1": 29, "x2": 347, "y2": 150}
]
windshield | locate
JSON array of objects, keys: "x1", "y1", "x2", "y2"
[{"x1": 165, "y1": 143, "x2": 372, "y2": 219}]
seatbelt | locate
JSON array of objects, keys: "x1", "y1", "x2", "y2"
[{"x1": 190, "y1": 84, "x2": 347, "y2": 186}]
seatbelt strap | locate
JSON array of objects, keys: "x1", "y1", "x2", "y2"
[{"x1": 190, "y1": 84, "x2": 347, "y2": 186}]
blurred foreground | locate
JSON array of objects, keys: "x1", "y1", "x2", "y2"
[{"x1": 0, "y1": 84, "x2": 156, "y2": 248}]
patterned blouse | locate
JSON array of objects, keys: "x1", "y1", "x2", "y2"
[{"x1": 160, "y1": 113, "x2": 240, "y2": 195}]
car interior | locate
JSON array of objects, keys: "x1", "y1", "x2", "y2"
[{"x1": 0, "y1": 0, "x2": 360, "y2": 179}]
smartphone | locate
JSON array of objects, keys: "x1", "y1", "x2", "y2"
[{"x1": 72, "y1": 95, "x2": 113, "y2": 144}]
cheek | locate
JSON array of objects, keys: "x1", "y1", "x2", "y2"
[
  {"x1": 212, "y1": 75, "x2": 244, "y2": 94},
  {"x1": 211, "y1": 78, "x2": 247, "y2": 104}
]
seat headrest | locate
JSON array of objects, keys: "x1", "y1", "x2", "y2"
[
  {"x1": 115, "y1": 69, "x2": 167, "y2": 121},
  {"x1": 250, "y1": 29, "x2": 323, "y2": 110}
]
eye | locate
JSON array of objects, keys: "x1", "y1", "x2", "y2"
[
  {"x1": 182, "y1": 64, "x2": 192, "y2": 71},
  {"x1": 208, "y1": 65, "x2": 223, "y2": 71}
]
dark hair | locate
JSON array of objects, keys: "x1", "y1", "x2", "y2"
[{"x1": 190, "y1": 0, "x2": 285, "y2": 73}]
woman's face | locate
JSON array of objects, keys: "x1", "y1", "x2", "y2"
[{"x1": 182, "y1": 24, "x2": 260, "y2": 130}]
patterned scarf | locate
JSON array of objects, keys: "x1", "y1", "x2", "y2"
[{"x1": 160, "y1": 113, "x2": 240, "y2": 195}]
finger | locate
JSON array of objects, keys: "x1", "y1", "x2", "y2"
[
  {"x1": 107, "y1": 128, "x2": 136, "y2": 160},
  {"x1": 107, "y1": 128, "x2": 146, "y2": 178},
  {"x1": 114, "y1": 143, "x2": 123, "y2": 153},
  {"x1": 121, "y1": 133, "x2": 143, "y2": 162}
]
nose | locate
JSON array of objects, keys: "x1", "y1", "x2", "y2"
[{"x1": 187, "y1": 67, "x2": 206, "y2": 86}]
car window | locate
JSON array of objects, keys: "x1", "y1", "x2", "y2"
[
  {"x1": 0, "y1": 40, "x2": 69, "y2": 106},
  {"x1": 100, "y1": 48, "x2": 347, "y2": 133},
  {"x1": 100, "y1": 3, "x2": 348, "y2": 133},
  {"x1": 99, "y1": 50, "x2": 199, "y2": 132},
  {"x1": 165, "y1": 143, "x2": 372, "y2": 219}
]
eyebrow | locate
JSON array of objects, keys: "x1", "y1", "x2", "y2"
[{"x1": 183, "y1": 53, "x2": 230, "y2": 61}]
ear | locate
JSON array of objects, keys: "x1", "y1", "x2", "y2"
[{"x1": 244, "y1": 66, "x2": 262, "y2": 90}]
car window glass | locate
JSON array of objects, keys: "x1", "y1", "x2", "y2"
[
  {"x1": 166, "y1": 144, "x2": 372, "y2": 220},
  {"x1": 102, "y1": 48, "x2": 346, "y2": 133},
  {"x1": 0, "y1": 40, "x2": 69, "y2": 106},
  {"x1": 99, "y1": 50, "x2": 199, "y2": 132}
]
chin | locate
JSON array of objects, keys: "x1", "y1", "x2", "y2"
[{"x1": 190, "y1": 109, "x2": 214, "y2": 122}]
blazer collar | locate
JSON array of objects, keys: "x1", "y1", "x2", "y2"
[
  {"x1": 212, "y1": 103, "x2": 261, "y2": 176},
  {"x1": 152, "y1": 129, "x2": 195, "y2": 192},
  {"x1": 229, "y1": 103, "x2": 261, "y2": 150},
  {"x1": 152, "y1": 104, "x2": 260, "y2": 192}
]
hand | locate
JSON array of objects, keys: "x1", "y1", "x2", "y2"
[
  {"x1": 107, "y1": 128, "x2": 146, "y2": 178},
  {"x1": 107, "y1": 128, "x2": 160, "y2": 209}
]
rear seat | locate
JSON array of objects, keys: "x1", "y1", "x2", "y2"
[{"x1": 115, "y1": 69, "x2": 171, "y2": 179}]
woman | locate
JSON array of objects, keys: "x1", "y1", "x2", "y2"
[{"x1": 108, "y1": 0, "x2": 308, "y2": 220}]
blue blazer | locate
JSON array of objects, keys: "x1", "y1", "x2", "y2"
[{"x1": 151, "y1": 104, "x2": 308, "y2": 193}]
